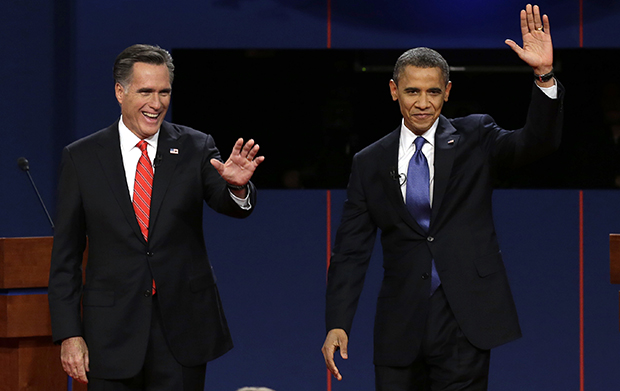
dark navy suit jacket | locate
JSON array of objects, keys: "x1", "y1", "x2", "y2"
[
  {"x1": 49, "y1": 120, "x2": 256, "y2": 378},
  {"x1": 326, "y1": 82, "x2": 564, "y2": 366}
]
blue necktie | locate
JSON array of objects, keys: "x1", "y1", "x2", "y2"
[{"x1": 406, "y1": 137, "x2": 441, "y2": 295}]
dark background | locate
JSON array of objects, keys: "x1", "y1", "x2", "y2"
[{"x1": 172, "y1": 48, "x2": 620, "y2": 190}]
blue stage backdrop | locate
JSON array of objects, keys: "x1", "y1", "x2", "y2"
[
  {"x1": 1, "y1": 185, "x2": 620, "y2": 389},
  {"x1": 197, "y1": 189, "x2": 618, "y2": 390}
]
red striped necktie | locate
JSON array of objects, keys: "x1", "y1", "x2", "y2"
[
  {"x1": 133, "y1": 140, "x2": 156, "y2": 294},
  {"x1": 133, "y1": 140, "x2": 153, "y2": 241}
]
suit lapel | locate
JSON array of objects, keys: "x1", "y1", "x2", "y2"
[
  {"x1": 148, "y1": 121, "x2": 181, "y2": 239},
  {"x1": 431, "y1": 115, "x2": 460, "y2": 226},
  {"x1": 95, "y1": 121, "x2": 145, "y2": 242},
  {"x1": 378, "y1": 128, "x2": 427, "y2": 236}
]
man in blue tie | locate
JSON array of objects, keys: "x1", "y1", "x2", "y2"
[{"x1": 322, "y1": 4, "x2": 563, "y2": 390}]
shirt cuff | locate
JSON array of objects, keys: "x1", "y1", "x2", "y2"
[
  {"x1": 229, "y1": 187, "x2": 251, "y2": 210},
  {"x1": 537, "y1": 80, "x2": 558, "y2": 99}
]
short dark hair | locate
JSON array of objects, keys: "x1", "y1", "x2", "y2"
[
  {"x1": 113, "y1": 44, "x2": 175, "y2": 88},
  {"x1": 393, "y1": 47, "x2": 450, "y2": 86}
]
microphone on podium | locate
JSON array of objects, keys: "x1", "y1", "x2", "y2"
[{"x1": 17, "y1": 157, "x2": 55, "y2": 230}]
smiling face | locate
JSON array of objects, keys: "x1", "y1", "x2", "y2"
[
  {"x1": 389, "y1": 65, "x2": 451, "y2": 135},
  {"x1": 115, "y1": 62, "x2": 172, "y2": 139}
]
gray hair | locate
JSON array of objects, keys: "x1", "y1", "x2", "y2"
[
  {"x1": 113, "y1": 44, "x2": 175, "y2": 89},
  {"x1": 393, "y1": 47, "x2": 449, "y2": 86}
]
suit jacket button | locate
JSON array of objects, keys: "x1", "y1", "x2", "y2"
[
  {"x1": 146, "y1": 252, "x2": 153, "y2": 256},
  {"x1": 421, "y1": 273, "x2": 430, "y2": 280},
  {"x1": 427, "y1": 236, "x2": 434, "y2": 242},
  {"x1": 144, "y1": 290, "x2": 151, "y2": 297}
]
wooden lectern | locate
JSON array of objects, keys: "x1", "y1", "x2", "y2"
[
  {"x1": 0, "y1": 237, "x2": 86, "y2": 391},
  {"x1": 610, "y1": 234, "x2": 620, "y2": 331}
]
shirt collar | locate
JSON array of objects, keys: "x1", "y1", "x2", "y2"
[
  {"x1": 118, "y1": 115, "x2": 159, "y2": 153},
  {"x1": 399, "y1": 117, "x2": 438, "y2": 152}
]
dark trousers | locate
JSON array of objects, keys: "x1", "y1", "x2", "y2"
[
  {"x1": 88, "y1": 296, "x2": 207, "y2": 391},
  {"x1": 375, "y1": 287, "x2": 490, "y2": 391}
]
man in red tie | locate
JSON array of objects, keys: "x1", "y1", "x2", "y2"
[{"x1": 48, "y1": 44, "x2": 264, "y2": 390}]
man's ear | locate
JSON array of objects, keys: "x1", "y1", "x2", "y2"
[
  {"x1": 389, "y1": 79, "x2": 398, "y2": 101},
  {"x1": 115, "y1": 82, "x2": 125, "y2": 105},
  {"x1": 444, "y1": 81, "x2": 452, "y2": 102}
]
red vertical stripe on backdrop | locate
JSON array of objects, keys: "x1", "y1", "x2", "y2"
[
  {"x1": 579, "y1": 190, "x2": 585, "y2": 391},
  {"x1": 327, "y1": 190, "x2": 332, "y2": 274},
  {"x1": 326, "y1": 190, "x2": 332, "y2": 391},
  {"x1": 579, "y1": 0, "x2": 584, "y2": 47},
  {"x1": 327, "y1": 0, "x2": 332, "y2": 48}
]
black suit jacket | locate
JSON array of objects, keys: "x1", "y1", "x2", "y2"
[
  {"x1": 326, "y1": 82, "x2": 564, "y2": 367},
  {"x1": 48, "y1": 120, "x2": 256, "y2": 378}
]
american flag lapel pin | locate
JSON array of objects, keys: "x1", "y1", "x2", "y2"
[
  {"x1": 169, "y1": 148, "x2": 179, "y2": 154},
  {"x1": 447, "y1": 139, "x2": 455, "y2": 145}
]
